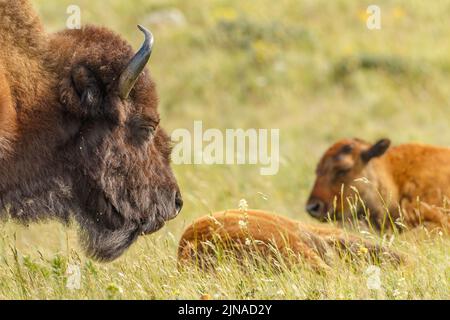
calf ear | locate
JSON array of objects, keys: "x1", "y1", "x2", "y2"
[{"x1": 361, "y1": 139, "x2": 391, "y2": 162}]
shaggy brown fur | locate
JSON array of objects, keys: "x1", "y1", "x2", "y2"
[
  {"x1": 178, "y1": 210, "x2": 402, "y2": 272},
  {"x1": 0, "y1": 64, "x2": 16, "y2": 150},
  {"x1": 0, "y1": 1, "x2": 182, "y2": 261},
  {"x1": 306, "y1": 138, "x2": 450, "y2": 233}
]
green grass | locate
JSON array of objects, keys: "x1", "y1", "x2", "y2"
[{"x1": 0, "y1": 0, "x2": 449, "y2": 299}]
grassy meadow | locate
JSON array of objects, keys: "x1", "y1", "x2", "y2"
[{"x1": 0, "y1": 0, "x2": 449, "y2": 299}]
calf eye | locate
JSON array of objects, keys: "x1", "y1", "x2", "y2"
[
  {"x1": 127, "y1": 115, "x2": 158, "y2": 146},
  {"x1": 335, "y1": 168, "x2": 350, "y2": 178},
  {"x1": 341, "y1": 144, "x2": 353, "y2": 154}
]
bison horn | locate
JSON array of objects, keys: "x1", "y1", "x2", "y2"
[{"x1": 118, "y1": 25, "x2": 154, "y2": 99}]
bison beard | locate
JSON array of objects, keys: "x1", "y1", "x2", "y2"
[{"x1": 0, "y1": 1, "x2": 182, "y2": 261}]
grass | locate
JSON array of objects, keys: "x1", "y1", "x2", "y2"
[{"x1": 0, "y1": 0, "x2": 449, "y2": 299}]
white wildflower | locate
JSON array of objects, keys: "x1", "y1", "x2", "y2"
[
  {"x1": 238, "y1": 220, "x2": 248, "y2": 228},
  {"x1": 239, "y1": 199, "x2": 249, "y2": 212}
]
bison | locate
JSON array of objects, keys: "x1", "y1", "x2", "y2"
[
  {"x1": 0, "y1": 1, "x2": 183, "y2": 261},
  {"x1": 178, "y1": 210, "x2": 402, "y2": 272},
  {"x1": 306, "y1": 138, "x2": 450, "y2": 233}
]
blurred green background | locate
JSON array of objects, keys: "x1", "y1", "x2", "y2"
[
  {"x1": 36, "y1": 0, "x2": 450, "y2": 220},
  {"x1": 0, "y1": 0, "x2": 448, "y2": 299}
]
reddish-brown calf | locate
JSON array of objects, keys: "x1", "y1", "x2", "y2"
[
  {"x1": 178, "y1": 210, "x2": 402, "y2": 271},
  {"x1": 306, "y1": 138, "x2": 450, "y2": 233}
]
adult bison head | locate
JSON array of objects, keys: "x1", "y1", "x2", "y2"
[
  {"x1": 57, "y1": 26, "x2": 184, "y2": 261},
  {"x1": 0, "y1": 23, "x2": 182, "y2": 261}
]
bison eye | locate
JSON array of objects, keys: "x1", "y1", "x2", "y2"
[{"x1": 127, "y1": 115, "x2": 158, "y2": 146}]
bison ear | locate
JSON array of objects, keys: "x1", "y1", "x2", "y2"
[
  {"x1": 361, "y1": 139, "x2": 391, "y2": 162},
  {"x1": 70, "y1": 65, "x2": 104, "y2": 116}
]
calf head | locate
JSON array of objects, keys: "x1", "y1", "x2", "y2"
[{"x1": 306, "y1": 138, "x2": 391, "y2": 223}]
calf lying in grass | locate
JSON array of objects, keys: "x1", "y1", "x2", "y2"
[
  {"x1": 178, "y1": 210, "x2": 402, "y2": 272},
  {"x1": 306, "y1": 138, "x2": 450, "y2": 233}
]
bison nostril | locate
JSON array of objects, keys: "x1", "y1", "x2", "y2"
[
  {"x1": 306, "y1": 201, "x2": 324, "y2": 218},
  {"x1": 175, "y1": 192, "x2": 183, "y2": 214}
]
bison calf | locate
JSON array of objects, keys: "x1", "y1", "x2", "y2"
[
  {"x1": 306, "y1": 138, "x2": 450, "y2": 233},
  {"x1": 178, "y1": 210, "x2": 402, "y2": 272}
]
